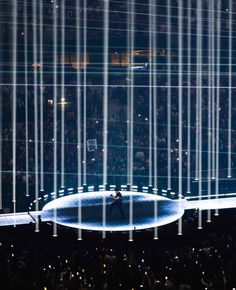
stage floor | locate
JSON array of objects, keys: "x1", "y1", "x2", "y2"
[{"x1": 41, "y1": 191, "x2": 184, "y2": 231}]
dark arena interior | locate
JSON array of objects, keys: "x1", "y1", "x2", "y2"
[{"x1": 0, "y1": 0, "x2": 236, "y2": 289}]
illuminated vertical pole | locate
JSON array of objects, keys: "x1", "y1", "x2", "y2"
[
  {"x1": 61, "y1": 0, "x2": 65, "y2": 189},
  {"x1": 152, "y1": 0, "x2": 158, "y2": 240},
  {"x1": 187, "y1": 0, "x2": 191, "y2": 194},
  {"x1": 76, "y1": 0, "x2": 82, "y2": 240},
  {"x1": 207, "y1": 0, "x2": 212, "y2": 223},
  {"x1": 228, "y1": 0, "x2": 232, "y2": 178},
  {"x1": 24, "y1": 0, "x2": 29, "y2": 197},
  {"x1": 12, "y1": 0, "x2": 17, "y2": 224},
  {"x1": 167, "y1": 0, "x2": 171, "y2": 191},
  {"x1": 211, "y1": 1, "x2": 216, "y2": 180},
  {"x1": 83, "y1": 0, "x2": 87, "y2": 186},
  {"x1": 33, "y1": 0, "x2": 39, "y2": 232},
  {"x1": 0, "y1": 34, "x2": 2, "y2": 209},
  {"x1": 148, "y1": 0, "x2": 153, "y2": 187},
  {"x1": 178, "y1": 0, "x2": 183, "y2": 235},
  {"x1": 129, "y1": 0, "x2": 135, "y2": 242},
  {"x1": 215, "y1": 0, "x2": 221, "y2": 216},
  {"x1": 53, "y1": 0, "x2": 58, "y2": 237},
  {"x1": 195, "y1": 17, "x2": 199, "y2": 184},
  {"x1": 127, "y1": 3, "x2": 131, "y2": 187},
  {"x1": 102, "y1": 0, "x2": 109, "y2": 239},
  {"x1": 39, "y1": 0, "x2": 44, "y2": 193},
  {"x1": 197, "y1": 0, "x2": 202, "y2": 229},
  {"x1": 0, "y1": 112, "x2": 1, "y2": 208}
]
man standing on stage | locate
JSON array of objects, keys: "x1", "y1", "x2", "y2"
[{"x1": 109, "y1": 188, "x2": 125, "y2": 219}]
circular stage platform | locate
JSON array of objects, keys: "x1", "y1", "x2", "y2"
[{"x1": 41, "y1": 191, "x2": 184, "y2": 231}]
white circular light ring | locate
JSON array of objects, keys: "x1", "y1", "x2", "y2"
[{"x1": 41, "y1": 191, "x2": 185, "y2": 231}]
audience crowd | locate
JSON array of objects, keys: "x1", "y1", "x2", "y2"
[{"x1": 0, "y1": 210, "x2": 235, "y2": 290}]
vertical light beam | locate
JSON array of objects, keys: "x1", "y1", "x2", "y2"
[
  {"x1": 148, "y1": 0, "x2": 153, "y2": 188},
  {"x1": 152, "y1": 0, "x2": 158, "y2": 240},
  {"x1": 83, "y1": 0, "x2": 87, "y2": 187},
  {"x1": 127, "y1": 2, "x2": 131, "y2": 187},
  {"x1": 39, "y1": 0, "x2": 44, "y2": 194},
  {"x1": 0, "y1": 31, "x2": 2, "y2": 208},
  {"x1": 211, "y1": 1, "x2": 216, "y2": 180},
  {"x1": 178, "y1": 0, "x2": 183, "y2": 236},
  {"x1": 76, "y1": 0, "x2": 82, "y2": 240},
  {"x1": 197, "y1": 0, "x2": 202, "y2": 229},
  {"x1": 228, "y1": 0, "x2": 232, "y2": 178},
  {"x1": 102, "y1": 0, "x2": 109, "y2": 239},
  {"x1": 53, "y1": 0, "x2": 58, "y2": 237},
  {"x1": 24, "y1": 0, "x2": 29, "y2": 198},
  {"x1": 207, "y1": 0, "x2": 212, "y2": 223},
  {"x1": 129, "y1": 0, "x2": 135, "y2": 242},
  {"x1": 33, "y1": 0, "x2": 39, "y2": 232},
  {"x1": 187, "y1": 0, "x2": 191, "y2": 194},
  {"x1": 215, "y1": 0, "x2": 221, "y2": 216},
  {"x1": 60, "y1": 0, "x2": 65, "y2": 189},
  {"x1": 167, "y1": 0, "x2": 171, "y2": 191},
  {"x1": 195, "y1": 0, "x2": 200, "y2": 183},
  {"x1": 12, "y1": 0, "x2": 17, "y2": 225}
]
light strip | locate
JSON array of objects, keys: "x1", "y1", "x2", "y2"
[
  {"x1": 228, "y1": 0, "x2": 232, "y2": 178},
  {"x1": 1, "y1": 12, "x2": 236, "y2": 41},
  {"x1": 207, "y1": 0, "x2": 212, "y2": 223},
  {"x1": 102, "y1": 0, "x2": 109, "y2": 239},
  {"x1": 83, "y1": 0, "x2": 87, "y2": 186},
  {"x1": 0, "y1": 33, "x2": 3, "y2": 209},
  {"x1": 24, "y1": 0, "x2": 29, "y2": 198},
  {"x1": 215, "y1": 0, "x2": 221, "y2": 216},
  {"x1": 39, "y1": 0, "x2": 44, "y2": 193},
  {"x1": 187, "y1": 0, "x2": 191, "y2": 194},
  {"x1": 76, "y1": 0, "x2": 82, "y2": 240},
  {"x1": 148, "y1": 0, "x2": 152, "y2": 187},
  {"x1": 12, "y1": 0, "x2": 17, "y2": 226},
  {"x1": 152, "y1": 0, "x2": 158, "y2": 240},
  {"x1": 1, "y1": 84, "x2": 236, "y2": 89},
  {"x1": 195, "y1": 14, "x2": 199, "y2": 184},
  {"x1": 53, "y1": 0, "x2": 58, "y2": 237},
  {"x1": 127, "y1": 4, "x2": 131, "y2": 187},
  {"x1": 167, "y1": 0, "x2": 171, "y2": 191},
  {"x1": 129, "y1": 0, "x2": 135, "y2": 242},
  {"x1": 211, "y1": 1, "x2": 216, "y2": 180},
  {"x1": 33, "y1": 0, "x2": 39, "y2": 232},
  {"x1": 178, "y1": 0, "x2": 183, "y2": 236},
  {"x1": 197, "y1": 0, "x2": 202, "y2": 229},
  {"x1": 186, "y1": 192, "x2": 236, "y2": 199},
  {"x1": 153, "y1": 3, "x2": 157, "y2": 190},
  {"x1": 0, "y1": 37, "x2": 2, "y2": 208},
  {"x1": 61, "y1": 0, "x2": 65, "y2": 189}
]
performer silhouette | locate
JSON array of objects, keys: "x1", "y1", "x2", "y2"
[{"x1": 109, "y1": 188, "x2": 125, "y2": 219}]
